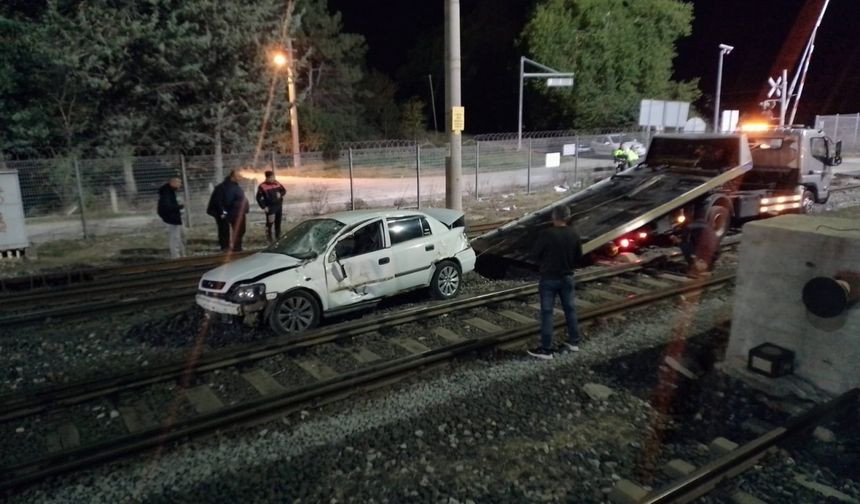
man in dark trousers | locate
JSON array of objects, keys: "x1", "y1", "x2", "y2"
[
  {"x1": 206, "y1": 177, "x2": 230, "y2": 252},
  {"x1": 255, "y1": 170, "x2": 287, "y2": 242},
  {"x1": 677, "y1": 219, "x2": 721, "y2": 273},
  {"x1": 222, "y1": 170, "x2": 250, "y2": 252},
  {"x1": 157, "y1": 177, "x2": 186, "y2": 258},
  {"x1": 527, "y1": 205, "x2": 583, "y2": 360}
]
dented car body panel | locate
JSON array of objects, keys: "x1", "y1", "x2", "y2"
[{"x1": 196, "y1": 209, "x2": 476, "y2": 318}]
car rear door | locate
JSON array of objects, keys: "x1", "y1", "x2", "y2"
[
  {"x1": 325, "y1": 219, "x2": 396, "y2": 310},
  {"x1": 386, "y1": 215, "x2": 436, "y2": 291}
]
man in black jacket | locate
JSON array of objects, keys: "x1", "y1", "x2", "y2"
[
  {"x1": 222, "y1": 170, "x2": 250, "y2": 252},
  {"x1": 157, "y1": 177, "x2": 186, "y2": 258},
  {"x1": 256, "y1": 170, "x2": 287, "y2": 242},
  {"x1": 206, "y1": 178, "x2": 230, "y2": 251},
  {"x1": 527, "y1": 205, "x2": 583, "y2": 360}
]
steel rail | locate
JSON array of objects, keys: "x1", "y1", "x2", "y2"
[
  {"x1": 0, "y1": 272, "x2": 735, "y2": 493},
  {"x1": 642, "y1": 387, "x2": 860, "y2": 504},
  {"x1": 0, "y1": 261, "x2": 649, "y2": 422}
]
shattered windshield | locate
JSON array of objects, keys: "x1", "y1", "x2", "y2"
[{"x1": 266, "y1": 218, "x2": 345, "y2": 259}]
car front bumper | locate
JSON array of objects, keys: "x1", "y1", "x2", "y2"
[{"x1": 195, "y1": 294, "x2": 267, "y2": 316}]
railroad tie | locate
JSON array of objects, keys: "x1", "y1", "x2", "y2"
[
  {"x1": 610, "y1": 282, "x2": 650, "y2": 295},
  {"x1": 242, "y1": 368, "x2": 289, "y2": 395},
  {"x1": 634, "y1": 276, "x2": 673, "y2": 288},
  {"x1": 118, "y1": 401, "x2": 159, "y2": 433},
  {"x1": 464, "y1": 317, "x2": 503, "y2": 333},
  {"x1": 184, "y1": 385, "x2": 225, "y2": 414},
  {"x1": 656, "y1": 272, "x2": 694, "y2": 283},
  {"x1": 391, "y1": 337, "x2": 431, "y2": 354},
  {"x1": 293, "y1": 359, "x2": 338, "y2": 382},
  {"x1": 45, "y1": 422, "x2": 81, "y2": 453},
  {"x1": 528, "y1": 303, "x2": 564, "y2": 314},
  {"x1": 433, "y1": 327, "x2": 465, "y2": 343},
  {"x1": 496, "y1": 310, "x2": 535, "y2": 325},
  {"x1": 587, "y1": 289, "x2": 625, "y2": 302},
  {"x1": 730, "y1": 491, "x2": 768, "y2": 504},
  {"x1": 342, "y1": 346, "x2": 382, "y2": 363},
  {"x1": 608, "y1": 478, "x2": 648, "y2": 504}
]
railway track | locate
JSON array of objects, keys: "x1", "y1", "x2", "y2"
[
  {"x1": 0, "y1": 220, "x2": 506, "y2": 327},
  {"x1": 0, "y1": 251, "x2": 735, "y2": 494},
  {"x1": 638, "y1": 388, "x2": 859, "y2": 504}
]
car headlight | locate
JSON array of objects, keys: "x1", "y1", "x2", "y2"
[{"x1": 227, "y1": 283, "x2": 266, "y2": 304}]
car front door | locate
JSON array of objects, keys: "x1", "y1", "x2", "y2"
[
  {"x1": 809, "y1": 137, "x2": 832, "y2": 200},
  {"x1": 325, "y1": 219, "x2": 396, "y2": 310},
  {"x1": 386, "y1": 215, "x2": 436, "y2": 291}
]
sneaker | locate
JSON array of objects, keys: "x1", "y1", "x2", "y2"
[
  {"x1": 527, "y1": 347, "x2": 554, "y2": 360},
  {"x1": 561, "y1": 342, "x2": 580, "y2": 352}
]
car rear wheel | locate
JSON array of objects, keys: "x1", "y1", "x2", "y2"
[
  {"x1": 430, "y1": 260, "x2": 462, "y2": 300},
  {"x1": 269, "y1": 290, "x2": 320, "y2": 335}
]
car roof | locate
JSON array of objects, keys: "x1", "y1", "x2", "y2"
[{"x1": 325, "y1": 208, "x2": 434, "y2": 226}]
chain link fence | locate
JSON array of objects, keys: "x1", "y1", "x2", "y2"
[
  {"x1": 815, "y1": 113, "x2": 860, "y2": 154},
  {"x1": 1, "y1": 129, "x2": 645, "y2": 242}
]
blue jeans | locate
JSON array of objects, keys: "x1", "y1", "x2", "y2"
[{"x1": 539, "y1": 275, "x2": 581, "y2": 350}]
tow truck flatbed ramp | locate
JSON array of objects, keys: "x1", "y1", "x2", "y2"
[{"x1": 471, "y1": 134, "x2": 753, "y2": 269}]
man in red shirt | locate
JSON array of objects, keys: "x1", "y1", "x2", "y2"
[{"x1": 255, "y1": 170, "x2": 287, "y2": 243}]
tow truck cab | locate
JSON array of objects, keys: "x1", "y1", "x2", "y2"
[{"x1": 734, "y1": 125, "x2": 842, "y2": 216}]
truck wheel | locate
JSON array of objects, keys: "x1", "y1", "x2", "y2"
[
  {"x1": 706, "y1": 205, "x2": 731, "y2": 238},
  {"x1": 430, "y1": 260, "x2": 462, "y2": 300},
  {"x1": 801, "y1": 190, "x2": 816, "y2": 214},
  {"x1": 268, "y1": 290, "x2": 320, "y2": 335}
]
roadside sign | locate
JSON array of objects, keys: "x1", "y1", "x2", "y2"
[
  {"x1": 451, "y1": 106, "x2": 465, "y2": 133},
  {"x1": 546, "y1": 77, "x2": 573, "y2": 87}
]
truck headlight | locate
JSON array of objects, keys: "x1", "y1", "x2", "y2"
[{"x1": 227, "y1": 283, "x2": 266, "y2": 304}]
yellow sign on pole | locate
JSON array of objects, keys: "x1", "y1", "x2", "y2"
[{"x1": 451, "y1": 106, "x2": 465, "y2": 133}]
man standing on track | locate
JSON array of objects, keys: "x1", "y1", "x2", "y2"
[
  {"x1": 527, "y1": 205, "x2": 583, "y2": 360},
  {"x1": 256, "y1": 170, "x2": 287, "y2": 243},
  {"x1": 157, "y1": 177, "x2": 186, "y2": 258},
  {"x1": 223, "y1": 170, "x2": 250, "y2": 252},
  {"x1": 206, "y1": 177, "x2": 230, "y2": 252}
]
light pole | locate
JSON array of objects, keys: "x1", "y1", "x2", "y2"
[
  {"x1": 714, "y1": 43, "x2": 734, "y2": 133},
  {"x1": 517, "y1": 57, "x2": 574, "y2": 149},
  {"x1": 273, "y1": 46, "x2": 301, "y2": 168}
]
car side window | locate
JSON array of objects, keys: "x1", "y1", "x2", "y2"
[
  {"x1": 388, "y1": 217, "x2": 431, "y2": 245},
  {"x1": 334, "y1": 220, "x2": 384, "y2": 260},
  {"x1": 810, "y1": 137, "x2": 828, "y2": 161}
]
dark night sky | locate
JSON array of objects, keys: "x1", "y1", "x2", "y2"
[{"x1": 329, "y1": 0, "x2": 859, "y2": 132}]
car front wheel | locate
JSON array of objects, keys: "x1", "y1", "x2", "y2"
[
  {"x1": 268, "y1": 290, "x2": 320, "y2": 336},
  {"x1": 430, "y1": 260, "x2": 462, "y2": 300}
]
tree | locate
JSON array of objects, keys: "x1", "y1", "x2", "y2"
[
  {"x1": 521, "y1": 0, "x2": 700, "y2": 128},
  {"x1": 400, "y1": 97, "x2": 426, "y2": 140}
]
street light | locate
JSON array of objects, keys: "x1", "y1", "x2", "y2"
[
  {"x1": 272, "y1": 51, "x2": 287, "y2": 68},
  {"x1": 517, "y1": 57, "x2": 574, "y2": 149},
  {"x1": 271, "y1": 46, "x2": 301, "y2": 168},
  {"x1": 714, "y1": 43, "x2": 734, "y2": 133}
]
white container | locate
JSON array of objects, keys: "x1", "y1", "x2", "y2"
[{"x1": 0, "y1": 169, "x2": 30, "y2": 251}]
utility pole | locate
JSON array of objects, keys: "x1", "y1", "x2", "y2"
[
  {"x1": 428, "y1": 74, "x2": 439, "y2": 132},
  {"x1": 286, "y1": 36, "x2": 301, "y2": 168},
  {"x1": 714, "y1": 43, "x2": 733, "y2": 133},
  {"x1": 445, "y1": 0, "x2": 463, "y2": 211}
]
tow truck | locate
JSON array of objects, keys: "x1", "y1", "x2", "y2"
[{"x1": 471, "y1": 127, "x2": 842, "y2": 276}]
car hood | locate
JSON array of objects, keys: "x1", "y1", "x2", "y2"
[{"x1": 200, "y1": 253, "x2": 303, "y2": 291}]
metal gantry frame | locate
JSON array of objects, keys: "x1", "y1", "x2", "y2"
[{"x1": 517, "y1": 57, "x2": 574, "y2": 150}]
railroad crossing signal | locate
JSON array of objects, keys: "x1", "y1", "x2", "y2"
[{"x1": 767, "y1": 76, "x2": 783, "y2": 98}]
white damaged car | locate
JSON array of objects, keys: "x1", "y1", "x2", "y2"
[{"x1": 196, "y1": 208, "x2": 476, "y2": 335}]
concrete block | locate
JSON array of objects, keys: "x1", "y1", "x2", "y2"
[
  {"x1": 731, "y1": 490, "x2": 767, "y2": 504},
  {"x1": 608, "y1": 479, "x2": 648, "y2": 504},
  {"x1": 726, "y1": 215, "x2": 860, "y2": 395},
  {"x1": 662, "y1": 458, "x2": 696, "y2": 478},
  {"x1": 709, "y1": 436, "x2": 739, "y2": 456},
  {"x1": 794, "y1": 473, "x2": 859, "y2": 503}
]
